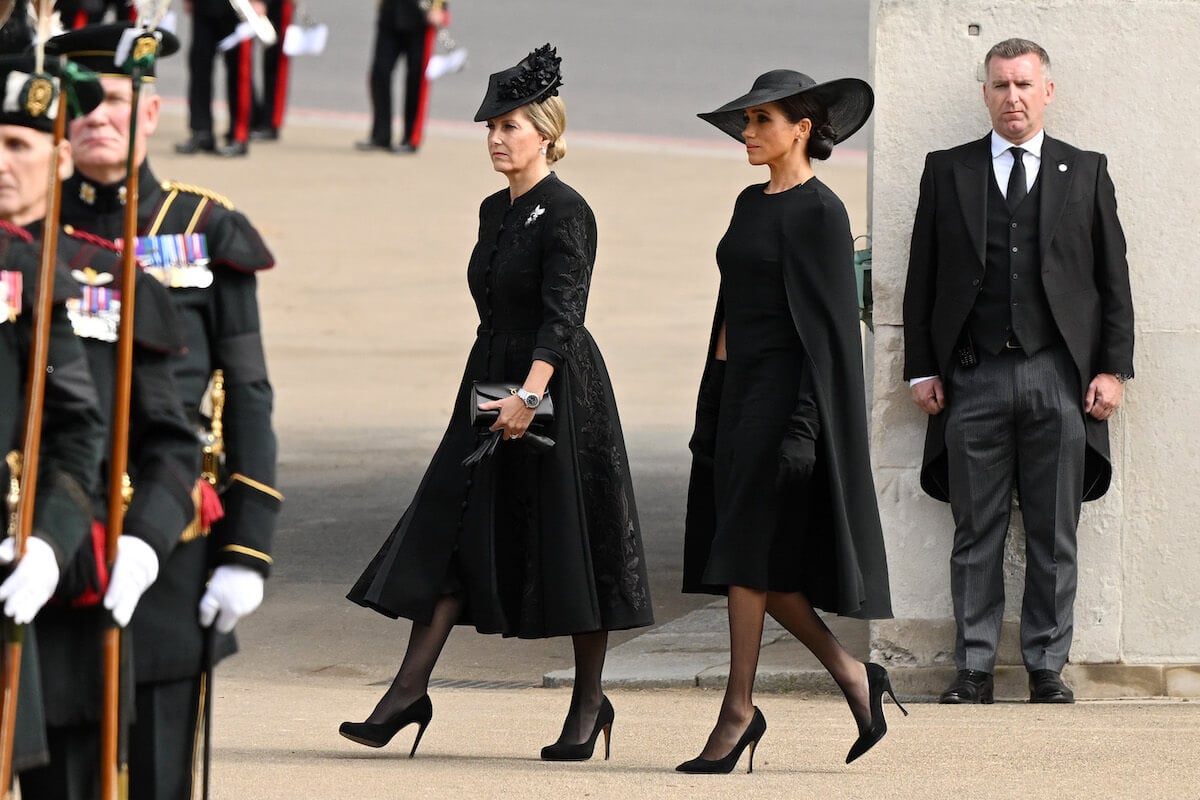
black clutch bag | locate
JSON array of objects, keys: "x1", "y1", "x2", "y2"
[
  {"x1": 462, "y1": 382, "x2": 556, "y2": 466},
  {"x1": 469, "y1": 382, "x2": 554, "y2": 427}
]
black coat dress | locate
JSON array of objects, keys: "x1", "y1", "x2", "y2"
[
  {"x1": 349, "y1": 174, "x2": 653, "y2": 638},
  {"x1": 683, "y1": 180, "x2": 892, "y2": 620}
]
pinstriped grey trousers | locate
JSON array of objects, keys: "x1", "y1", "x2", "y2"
[{"x1": 944, "y1": 343, "x2": 1086, "y2": 673}]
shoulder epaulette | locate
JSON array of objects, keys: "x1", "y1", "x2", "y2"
[
  {"x1": 62, "y1": 225, "x2": 121, "y2": 253},
  {"x1": 161, "y1": 180, "x2": 235, "y2": 211}
]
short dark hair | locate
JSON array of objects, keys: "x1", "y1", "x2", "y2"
[
  {"x1": 775, "y1": 93, "x2": 836, "y2": 161},
  {"x1": 985, "y1": 38, "x2": 1051, "y2": 76}
]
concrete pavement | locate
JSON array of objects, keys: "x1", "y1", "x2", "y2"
[
  {"x1": 140, "y1": 110, "x2": 1200, "y2": 799},
  {"x1": 217, "y1": 681, "x2": 1200, "y2": 800}
]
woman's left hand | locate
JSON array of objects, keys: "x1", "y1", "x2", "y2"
[{"x1": 479, "y1": 395, "x2": 536, "y2": 440}]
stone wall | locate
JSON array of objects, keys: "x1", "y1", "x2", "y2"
[{"x1": 868, "y1": 0, "x2": 1200, "y2": 695}]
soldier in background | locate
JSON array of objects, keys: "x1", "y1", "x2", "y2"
[
  {"x1": 251, "y1": 0, "x2": 294, "y2": 141},
  {"x1": 356, "y1": 0, "x2": 446, "y2": 153},
  {"x1": 174, "y1": 0, "x2": 265, "y2": 157},
  {"x1": 56, "y1": 0, "x2": 134, "y2": 30},
  {"x1": 50, "y1": 23, "x2": 281, "y2": 799}
]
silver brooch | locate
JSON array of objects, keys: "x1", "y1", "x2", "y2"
[{"x1": 525, "y1": 204, "x2": 545, "y2": 227}]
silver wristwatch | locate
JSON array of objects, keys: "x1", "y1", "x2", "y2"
[{"x1": 516, "y1": 388, "x2": 541, "y2": 409}]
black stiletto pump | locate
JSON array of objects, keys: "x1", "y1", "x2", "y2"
[
  {"x1": 675, "y1": 706, "x2": 767, "y2": 774},
  {"x1": 338, "y1": 694, "x2": 434, "y2": 757},
  {"x1": 845, "y1": 663, "x2": 908, "y2": 764},
  {"x1": 541, "y1": 696, "x2": 615, "y2": 761}
]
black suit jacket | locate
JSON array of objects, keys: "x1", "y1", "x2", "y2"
[{"x1": 903, "y1": 133, "x2": 1134, "y2": 502}]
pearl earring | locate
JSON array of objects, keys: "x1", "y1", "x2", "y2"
[{"x1": 540, "y1": 145, "x2": 548, "y2": 155}]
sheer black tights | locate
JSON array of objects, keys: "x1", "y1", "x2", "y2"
[{"x1": 365, "y1": 594, "x2": 609, "y2": 745}]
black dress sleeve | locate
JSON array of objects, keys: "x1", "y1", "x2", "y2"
[{"x1": 531, "y1": 198, "x2": 597, "y2": 371}]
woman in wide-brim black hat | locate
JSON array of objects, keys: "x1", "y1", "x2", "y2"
[
  {"x1": 677, "y1": 69, "x2": 902, "y2": 773},
  {"x1": 341, "y1": 44, "x2": 653, "y2": 763}
]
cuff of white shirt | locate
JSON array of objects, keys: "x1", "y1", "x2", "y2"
[{"x1": 909, "y1": 376, "x2": 938, "y2": 387}]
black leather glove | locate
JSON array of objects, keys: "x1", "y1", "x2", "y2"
[
  {"x1": 461, "y1": 430, "x2": 502, "y2": 467},
  {"x1": 688, "y1": 359, "x2": 726, "y2": 467},
  {"x1": 777, "y1": 376, "x2": 820, "y2": 487},
  {"x1": 778, "y1": 432, "x2": 817, "y2": 486}
]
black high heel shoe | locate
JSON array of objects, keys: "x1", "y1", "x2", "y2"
[
  {"x1": 540, "y1": 696, "x2": 615, "y2": 761},
  {"x1": 845, "y1": 663, "x2": 908, "y2": 764},
  {"x1": 338, "y1": 694, "x2": 433, "y2": 757},
  {"x1": 675, "y1": 706, "x2": 767, "y2": 774}
]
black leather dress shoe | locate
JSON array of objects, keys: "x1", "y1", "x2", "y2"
[
  {"x1": 250, "y1": 126, "x2": 279, "y2": 142},
  {"x1": 217, "y1": 141, "x2": 249, "y2": 158},
  {"x1": 354, "y1": 139, "x2": 396, "y2": 152},
  {"x1": 175, "y1": 132, "x2": 216, "y2": 154},
  {"x1": 1029, "y1": 669, "x2": 1074, "y2": 703},
  {"x1": 939, "y1": 669, "x2": 995, "y2": 704},
  {"x1": 395, "y1": 142, "x2": 418, "y2": 154}
]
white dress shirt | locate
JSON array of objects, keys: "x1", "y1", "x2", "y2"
[{"x1": 991, "y1": 128, "x2": 1044, "y2": 199}]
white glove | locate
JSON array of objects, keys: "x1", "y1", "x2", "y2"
[
  {"x1": 103, "y1": 536, "x2": 159, "y2": 627},
  {"x1": 198, "y1": 565, "x2": 264, "y2": 634},
  {"x1": 0, "y1": 536, "x2": 60, "y2": 625}
]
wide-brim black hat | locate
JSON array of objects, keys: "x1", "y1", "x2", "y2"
[
  {"x1": 0, "y1": 53, "x2": 103, "y2": 132},
  {"x1": 46, "y1": 23, "x2": 180, "y2": 80},
  {"x1": 698, "y1": 69, "x2": 873, "y2": 145},
  {"x1": 473, "y1": 43, "x2": 563, "y2": 122}
]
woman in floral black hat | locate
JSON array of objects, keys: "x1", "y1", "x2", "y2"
[
  {"x1": 678, "y1": 69, "x2": 901, "y2": 773},
  {"x1": 341, "y1": 44, "x2": 652, "y2": 762}
]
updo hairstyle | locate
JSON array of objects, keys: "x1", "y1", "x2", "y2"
[
  {"x1": 523, "y1": 95, "x2": 568, "y2": 163},
  {"x1": 776, "y1": 93, "x2": 837, "y2": 161}
]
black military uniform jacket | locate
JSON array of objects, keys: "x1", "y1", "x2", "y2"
[
  {"x1": 41, "y1": 224, "x2": 200, "y2": 568},
  {"x1": 61, "y1": 162, "x2": 278, "y2": 681},
  {"x1": 1, "y1": 224, "x2": 105, "y2": 770},
  {"x1": 16, "y1": 220, "x2": 201, "y2": 726},
  {"x1": 0, "y1": 223, "x2": 102, "y2": 573}
]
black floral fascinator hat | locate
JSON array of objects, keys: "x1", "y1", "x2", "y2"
[
  {"x1": 698, "y1": 69, "x2": 874, "y2": 144},
  {"x1": 473, "y1": 43, "x2": 563, "y2": 122}
]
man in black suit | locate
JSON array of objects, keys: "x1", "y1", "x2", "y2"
[{"x1": 903, "y1": 38, "x2": 1134, "y2": 705}]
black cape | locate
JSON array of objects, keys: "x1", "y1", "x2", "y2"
[{"x1": 683, "y1": 180, "x2": 892, "y2": 620}]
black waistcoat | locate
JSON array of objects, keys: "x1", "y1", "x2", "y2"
[{"x1": 969, "y1": 175, "x2": 1059, "y2": 355}]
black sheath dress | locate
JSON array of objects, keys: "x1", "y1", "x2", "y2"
[{"x1": 704, "y1": 183, "x2": 819, "y2": 591}]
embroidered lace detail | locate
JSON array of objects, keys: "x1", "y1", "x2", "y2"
[
  {"x1": 547, "y1": 212, "x2": 590, "y2": 329},
  {"x1": 560, "y1": 330, "x2": 650, "y2": 613}
]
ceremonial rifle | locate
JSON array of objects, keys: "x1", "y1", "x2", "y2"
[
  {"x1": 0, "y1": 2, "x2": 70, "y2": 792},
  {"x1": 100, "y1": 7, "x2": 171, "y2": 798}
]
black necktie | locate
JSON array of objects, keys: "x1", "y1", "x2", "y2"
[{"x1": 1007, "y1": 146, "x2": 1027, "y2": 210}]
